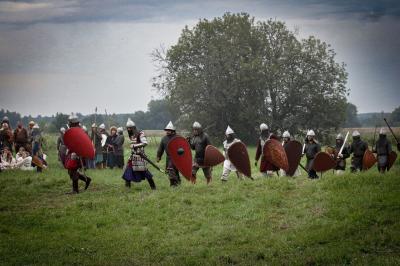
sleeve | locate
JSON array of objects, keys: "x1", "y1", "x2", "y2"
[
  {"x1": 255, "y1": 139, "x2": 262, "y2": 161},
  {"x1": 157, "y1": 138, "x2": 165, "y2": 159},
  {"x1": 57, "y1": 137, "x2": 61, "y2": 150},
  {"x1": 113, "y1": 135, "x2": 124, "y2": 146},
  {"x1": 205, "y1": 134, "x2": 211, "y2": 146},
  {"x1": 139, "y1": 132, "x2": 148, "y2": 145},
  {"x1": 342, "y1": 146, "x2": 350, "y2": 159},
  {"x1": 189, "y1": 137, "x2": 195, "y2": 150}
]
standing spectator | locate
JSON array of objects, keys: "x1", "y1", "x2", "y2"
[
  {"x1": 0, "y1": 122, "x2": 14, "y2": 153},
  {"x1": 13, "y1": 122, "x2": 28, "y2": 152},
  {"x1": 57, "y1": 127, "x2": 67, "y2": 165},
  {"x1": 26, "y1": 121, "x2": 35, "y2": 153},
  {"x1": 113, "y1": 127, "x2": 125, "y2": 169}
]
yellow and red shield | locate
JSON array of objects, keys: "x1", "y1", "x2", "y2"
[{"x1": 263, "y1": 139, "x2": 289, "y2": 172}]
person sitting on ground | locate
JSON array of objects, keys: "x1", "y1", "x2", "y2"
[
  {"x1": 0, "y1": 147, "x2": 16, "y2": 170},
  {"x1": 15, "y1": 150, "x2": 34, "y2": 171}
]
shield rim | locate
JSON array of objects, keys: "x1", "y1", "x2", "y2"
[
  {"x1": 167, "y1": 135, "x2": 192, "y2": 180},
  {"x1": 227, "y1": 141, "x2": 252, "y2": 178}
]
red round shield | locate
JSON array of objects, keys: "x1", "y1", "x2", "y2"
[
  {"x1": 227, "y1": 141, "x2": 251, "y2": 178},
  {"x1": 263, "y1": 139, "x2": 289, "y2": 172},
  {"x1": 284, "y1": 140, "x2": 303, "y2": 176},
  {"x1": 387, "y1": 151, "x2": 397, "y2": 171},
  {"x1": 362, "y1": 149, "x2": 377, "y2": 170},
  {"x1": 203, "y1": 145, "x2": 225, "y2": 167},
  {"x1": 167, "y1": 136, "x2": 192, "y2": 180},
  {"x1": 312, "y1": 152, "x2": 336, "y2": 172},
  {"x1": 64, "y1": 127, "x2": 95, "y2": 159}
]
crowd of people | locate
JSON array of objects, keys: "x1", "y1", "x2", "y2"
[
  {"x1": 0, "y1": 117, "x2": 47, "y2": 171},
  {"x1": 2, "y1": 113, "x2": 397, "y2": 194},
  {"x1": 57, "y1": 122, "x2": 125, "y2": 170}
]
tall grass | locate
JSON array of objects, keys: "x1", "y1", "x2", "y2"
[{"x1": 0, "y1": 135, "x2": 399, "y2": 265}]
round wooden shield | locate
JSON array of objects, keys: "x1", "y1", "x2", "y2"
[
  {"x1": 263, "y1": 139, "x2": 289, "y2": 172},
  {"x1": 203, "y1": 145, "x2": 225, "y2": 167},
  {"x1": 32, "y1": 155, "x2": 44, "y2": 168},
  {"x1": 167, "y1": 136, "x2": 192, "y2": 180},
  {"x1": 227, "y1": 141, "x2": 251, "y2": 178},
  {"x1": 362, "y1": 149, "x2": 377, "y2": 170},
  {"x1": 284, "y1": 140, "x2": 303, "y2": 176},
  {"x1": 388, "y1": 151, "x2": 397, "y2": 170},
  {"x1": 312, "y1": 152, "x2": 336, "y2": 172},
  {"x1": 64, "y1": 127, "x2": 95, "y2": 159}
]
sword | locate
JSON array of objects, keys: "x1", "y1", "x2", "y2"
[
  {"x1": 134, "y1": 151, "x2": 165, "y2": 174},
  {"x1": 338, "y1": 131, "x2": 349, "y2": 157},
  {"x1": 298, "y1": 163, "x2": 307, "y2": 172}
]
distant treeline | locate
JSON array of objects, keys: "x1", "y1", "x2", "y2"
[
  {"x1": 0, "y1": 99, "x2": 174, "y2": 132},
  {"x1": 1, "y1": 101, "x2": 399, "y2": 133}
]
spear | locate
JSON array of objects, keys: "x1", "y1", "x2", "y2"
[{"x1": 384, "y1": 118, "x2": 400, "y2": 151}]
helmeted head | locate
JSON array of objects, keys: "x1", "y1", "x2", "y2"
[
  {"x1": 192, "y1": 121, "x2": 202, "y2": 136},
  {"x1": 379, "y1": 128, "x2": 386, "y2": 136},
  {"x1": 68, "y1": 113, "x2": 80, "y2": 127},
  {"x1": 99, "y1": 123, "x2": 106, "y2": 132},
  {"x1": 260, "y1": 123, "x2": 269, "y2": 137},
  {"x1": 225, "y1": 125, "x2": 235, "y2": 141},
  {"x1": 126, "y1": 118, "x2": 137, "y2": 137},
  {"x1": 282, "y1": 130, "x2": 290, "y2": 142},
  {"x1": 117, "y1": 127, "x2": 123, "y2": 135},
  {"x1": 164, "y1": 121, "x2": 176, "y2": 136},
  {"x1": 60, "y1": 127, "x2": 66, "y2": 134},
  {"x1": 29, "y1": 121, "x2": 35, "y2": 128},
  {"x1": 336, "y1": 133, "x2": 343, "y2": 145},
  {"x1": 352, "y1": 130, "x2": 360, "y2": 140},
  {"x1": 307, "y1": 129, "x2": 315, "y2": 141}
]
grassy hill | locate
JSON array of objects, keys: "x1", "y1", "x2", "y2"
[{"x1": 1, "y1": 137, "x2": 399, "y2": 265}]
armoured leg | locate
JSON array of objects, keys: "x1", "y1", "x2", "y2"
[
  {"x1": 168, "y1": 168, "x2": 179, "y2": 187},
  {"x1": 78, "y1": 174, "x2": 91, "y2": 190},
  {"x1": 191, "y1": 165, "x2": 199, "y2": 184},
  {"x1": 236, "y1": 171, "x2": 244, "y2": 180},
  {"x1": 147, "y1": 177, "x2": 156, "y2": 190},
  {"x1": 221, "y1": 167, "x2": 230, "y2": 181},
  {"x1": 203, "y1": 167, "x2": 212, "y2": 184}
]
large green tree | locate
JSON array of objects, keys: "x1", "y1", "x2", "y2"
[
  {"x1": 153, "y1": 13, "x2": 348, "y2": 142},
  {"x1": 343, "y1": 102, "x2": 361, "y2": 128}
]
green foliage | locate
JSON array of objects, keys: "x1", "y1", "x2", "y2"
[
  {"x1": 0, "y1": 138, "x2": 399, "y2": 265},
  {"x1": 343, "y1": 102, "x2": 361, "y2": 128},
  {"x1": 390, "y1": 106, "x2": 400, "y2": 126},
  {"x1": 49, "y1": 112, "x2": 70, "y2": 133},
  {"x1": 153, "y1": 13, "x2": 349, "y2": 142}
]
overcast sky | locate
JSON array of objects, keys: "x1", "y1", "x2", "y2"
[{"x1": 0, "y1": 0, "x2": 399, "y2": 116}]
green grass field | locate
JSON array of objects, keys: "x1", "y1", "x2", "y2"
[{"x1": 1, "y1": 136, "x2": 400, "y2": 265}]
